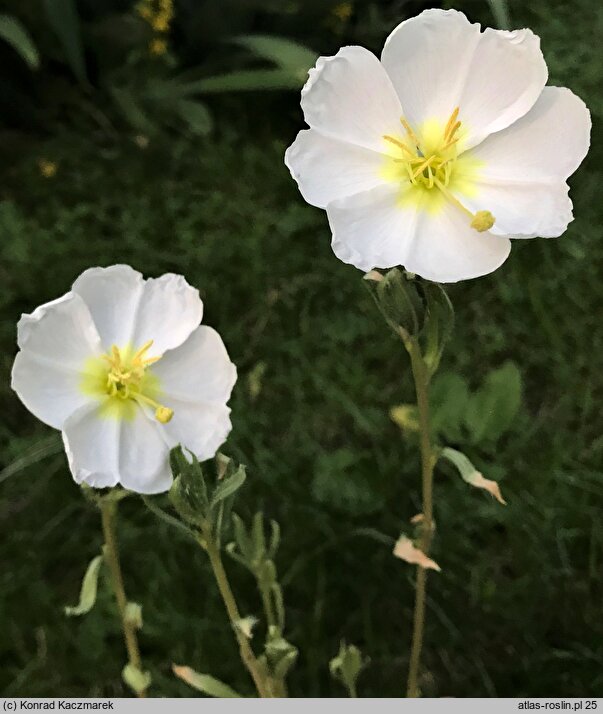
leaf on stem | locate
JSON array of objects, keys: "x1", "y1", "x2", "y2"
[
  {"x1": 64, "y1": 553, "x2": 104, "y2": 616},
  {"x1": 172, "y1": 665, "x2": 242, "y2": 698},
  {"x1": 393, "y1": 536, "x2": 441, "y2": 572},
  {"x1": 440, "y1": 447, "x2": 507, "y2": 505},
  {"x1": 234, "y1": 615, "x2": 258, "y2": 640},
  {"x1": 122, "y1": 664, "x2": 152, "y2": 695}
]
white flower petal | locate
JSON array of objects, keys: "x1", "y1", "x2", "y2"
[
  {"x1": 72, "y1": 266, "x2": 203, "y2": 355},
  {"x1": 71, "y1": 265, "x2": 144, "y2": 348},
  {"x1": 152, "y1": 325, "x2": 236, "y2": 461},
  {"x1": 11, "y1": 293, "x2": 102, "y2": 429},
  {"x1": 160, "y1": 402, "x2": 233, "y2": 464},
  {"x1": 470, "y1": 87, "x2": 591, "y2": 183},
  {"x1": 327, "y1": 183, "x2": 421, "y2": 272},
  {"x1": 152, "y1": 325, "x2": 237, "y2": 405},
  {"x1": 459, "y1": 87, "x2": 590, "y2": 238},
  {"x1": 285, "y1": 129, "x2": 387, "y2": 208},
  {"x1": 131, "y1": 273, "x2": 203, "y2": 355},
  {"x1": 62, "y1": 403, "x2": 172, "y2": 494},
  {"x1": 404, "y1": 203, "x2": 512, "y2": 283},
  {"x1": 327, "y1": 183, "x2": 510, "y2": 281},
  {"x1": 381, "y1": 9, "x2": 547, "y2": 148},
  {"x1": 301, "y1": 46, "x2": 403, "y2": 152},
  {"x1": 459, "y1": 181, "x2": 574, "y2": 239}
]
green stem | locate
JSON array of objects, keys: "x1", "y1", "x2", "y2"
[
  {"x1": 202, "y1": 528, "x2": 274, "y2": 698},
  {"x1": 405, "y1": 337, "x2": 435, "y2": 698},
  {"x1": 99, "y1": 498, "x2": 147, "y2": 698}
]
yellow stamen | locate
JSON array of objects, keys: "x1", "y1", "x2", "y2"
[
  {"x1": 99, "y1": 341, "x2": 174, "y2": 423},
  {"x1": 444, "y1": 107, "x2": 460, "y2": 140},
  {"x1": 400, "y1": 117, "x2": 421, "y2": 148},
  {"x1": 383, "y1": 134, "x2": 414, "y2": 156},
  {"x1": 434, "y1": 178, "x2": 495, "y2": 232},
  {"x1": 470, "y1": 210, "x2": 495, "y2": 232}
]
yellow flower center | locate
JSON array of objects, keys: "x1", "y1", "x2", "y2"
[
  {"x1": 82, "y1": 339, "x2": 173, "y2": 423},
  {"x1": 383, "y1": 108, "x2": 495, "y2": 232}
]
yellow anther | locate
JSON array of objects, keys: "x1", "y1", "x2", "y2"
[
  {"x1": 155, "y1": 406, "x2": 174, "y2": 423},
  {"x1": 383, "y1": 134, "x2": 414, "y2": 156},
  {"x1": 400, "y1": 117, "x2": 421, "y2": 148},
  {"x1": 470, "y1": 210, "x2": 495, "y2": 232},
  {"x1": 444, "y1": 107, "x2": 460, "y2": 139}
]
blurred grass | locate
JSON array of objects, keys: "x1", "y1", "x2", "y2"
[{"x1": 1, "y1": 0, "x2": 602, "y2": 698}]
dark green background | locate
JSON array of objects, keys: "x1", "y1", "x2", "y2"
[{"x1": 1, "y1": 0, "x2": 602, "y2": 698}]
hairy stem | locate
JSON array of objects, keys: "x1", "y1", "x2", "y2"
[
  {"x1": 100, "y1": 498, "x2": 147, "y2": 698},
  {"x1": 202, "y1": 529, "x2": 274, "y2": 697},
  {"x1": 406, "y1": 336, "x2": 435, "y2": 698}
]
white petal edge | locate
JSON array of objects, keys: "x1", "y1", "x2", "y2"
[
  {"x1": 327, "y1": 183, "x2": 421, "y2": 272},
  {"x1": 470, "y1": 87, "x2": 591, "y2": 183},
  {"x1": 72, "y1": 265, "x2": 204, "y2": 357},
  {"x1": 285, "y1": 129, "x2": 389, "y2": 208},
  {"x1": 381, "y1": 9, "x2": 548, "y2": 149},
  {"x1": 301, "y1": 45, "x2": 404, "y2": 152},
  {"x1": 152, "y1": 325, "x2": 237, "y2": 405},
  {"x1": 12, "y1": 292, "x2": 102, "y2": 429}
]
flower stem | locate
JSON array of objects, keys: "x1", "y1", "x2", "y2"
[
  {"x1": 201, "y1": 528, "x2": 274, "y2": 698},
  {"x1": 405, "y1": 336, "x2": 435, "y2": 698},
  {"x1": 99, "y1": 498, "x2": 147, "y2": 698}
]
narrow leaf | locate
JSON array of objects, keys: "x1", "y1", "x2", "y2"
[
  {"x1": 231, "y1": 34, "x2": 317, "y2": 72},
  {"x1": 0, "y1": 435, "x2": 62, "y2": 485},
  {"x1": 393, "y1": 536, "x2": 440, "y2": 572},
  {"x1": 440, "y1": 447, "x2": 507, "y2": 505},
  {"x1": 181, "y1": 69, "x2": 303, "y2": 94},
  {"x1": 172, "y1": 665, "x2": 242, "y2": 698},
  {"x1": 64, "y1": 554, "x2": 104, "y2": 616},
  {"x1": 0, "y1": 15, "x2": 39, "y2": 69},
  {"x1": 43, "y1": 0, "x2": 88, "y2": 84},
  {"x1": 210, "y1": 465, "x2": 246, "y2": 508},
  {"x1": 177, "y1": 99, "x2": 213, "y2": 135}
]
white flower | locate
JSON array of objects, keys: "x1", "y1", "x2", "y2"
[
  {"x1": 11, "y1": 265, "x2": 237, "y2": 494},
  {"x1": 285, "y1": 8, "x2": 591, "y2": 283}
]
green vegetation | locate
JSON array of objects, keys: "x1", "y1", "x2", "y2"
[{"x1": 1, "y1": 0, "x2": 602, "y2": 698}]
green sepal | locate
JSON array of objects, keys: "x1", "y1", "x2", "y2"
[
  {"x1": 264, "y1": 627, "x2": 298, "y2": 679},
  {"x1": 422, "y1": 282, "x2": 454, "y2": 377},
  {"x1": 168, "y1": 447, "x2": 209, "y2": 526},
  {"x1": 329, "y1": 641, "x2": 368, "y2": 697},
  {"x1": 64, "y1": 553, "x2": 104, "y2": 617},
  {"x1": 366, "y1": 268, "x2": 424, "y2": 338}
]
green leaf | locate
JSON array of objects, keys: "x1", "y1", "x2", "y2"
[
  {"x1": 122, "y1": 663, "x2": 152, "y2": 695},
  {"x1": 180, "y1": 69, "x2": 304, "y2": 94},
  {"x1": 464, "y1": 361, "x2": 522, "y2": 444},
  {"x1": 210, "y1": 464, "x2": 246, "y2": 509},
  {"x1": 64, "y1": 554, "x2": 104, "y2": 617},
  {"x1": 177, "y1": 99, "x2": 213, "y2": 136},
  {"x1": 0, "y1": 15, "x2": 39, "y2": 69},
  {"x1": 311, "y1": 449, "x2": 384, "y2": 516},
  {"x1": 172, "y1": 666, "x2": 242, "y2": 697},
  {"x1": 43, "y1": 0, "x2": 87, "y2": 84},
  {"x1": 110, "y1": 87, "x2": 157, "y2": 135},
  {"x1": 0, "y1": 435, "x2": 62, "y2": 485},
  {"x1": 430, "y1": 373, "x2": 470, "y2": 442},
  {"x1": 231, "y1": 34, "x2": 317, "y2": 73},
  {"x1": 439, "y1": 447, "x2": 507, "y2": 504}
]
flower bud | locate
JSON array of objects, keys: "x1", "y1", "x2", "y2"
[{"x1": 366, "y1": 268, "x2": 424, "y2": 338}]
